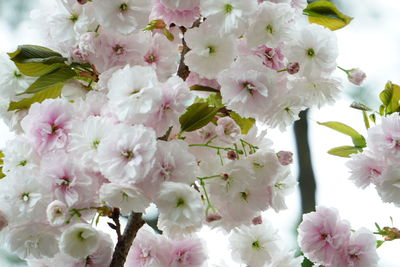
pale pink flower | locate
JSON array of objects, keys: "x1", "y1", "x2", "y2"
[
  {"x1": 96, "y1": 124, "x2": 157, "y2": 184},
  {"x1": 151, "y1": 0, "x2": 200, "y2": 28},
  {"x1": 82, "y1": 232, "x2": 114, "y2": 267},
  {"x1": 346, "y1": 151, "x2": 384, "y2": 188},
  {"x1": 276, "y1": 151, "x2": 293, "y2": 165},
  {"x1": 332, "y1": 228, "x2": 379, "y2": 267},
  {"x1": 376, "y1": 165, "x2": 400, "y2": 206},
  {"x1": 348, "y1": 68, "x2": 366, "y2": 86},
  {"x1": 89, "y1": 30, "x2": 147, "y2": 72},
  {"x1": 253, "y1": 44, "x2": 285, "y2": 71},
  {"x1": 142, "y1": 33, "x2": 180, "y2": 81},
  {"x1": 145, "y1": 76, "x2": 194, "y2": 136},
  {"x1": 40, "y1": 152, "x2": 95, "y2": 207},
  {"x1": 185, "y1": 72, "x2": 221, "y2": 90},
  {"x1": 137, "y1": 140, "x2": 197, "y2": 200},
  {"x1": 93, "y1": 0, "x2": 151, "y2": 35},
  {"x1": 219, "y1": 56, "x2": 278, "y2": 119},
  {"x1": 168, "y1": 238, "x2": 207, "y2": 267},
  {"x1": 298, "y1": 206, "x2": 351, "y2": 266},
  {"x1": 367, "y1": 113, "x2": 400, "y2": 160},
  {"x1": 126, "y1": 225, "x2": 169, "y2": 266},
  {"x1": 215, "y1": 117, "x2": 241, "y2": 144},
  {"x1": 21, "y1": 99, "x2": 73, "y2": 155}
]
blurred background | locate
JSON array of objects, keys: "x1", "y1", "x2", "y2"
[{"x1": 0, "y1": 0, "x2": 399, "y2": 266}]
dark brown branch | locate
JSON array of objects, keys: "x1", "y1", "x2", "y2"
[
  {"x1": 109, "y1": 212, "x2": 144, "y2": 267},
  {"x1": 177, "y1": 26, "x2": 191, "y2": 81},
  {"x1": 110, "y1": 208, "x2": 122, "y2": 241}
]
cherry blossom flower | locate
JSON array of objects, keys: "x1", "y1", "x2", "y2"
[
  {"x1": 59, "y1": 223, "x2": 100, "y2": 259},
  {"x1": 21, "y1": 99, "x2": 73, "y2": 155},
  {"x1": 298, "y1": 206, "x2": 351, "y2": 266},
  {"x1": 93, "y1": 0, "x2": 151, "y2": 35},
  {"x1": 184, "y1": 21, "x2": 236, "y2": 79}
]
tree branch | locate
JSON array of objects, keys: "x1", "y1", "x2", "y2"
[{"x1": 109, "y1": 212, "x2": 144, "y2": 267}]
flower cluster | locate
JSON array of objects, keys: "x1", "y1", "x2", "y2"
[
  {"x1": 347, "y1": 113, "x2": 400, "y2": 206},
  {"x1": 298, "y1": 206, "x2": 379, "y2": 267},
  {"x1": 0, "y1": 0, "x2": 349, "y2": 266}
]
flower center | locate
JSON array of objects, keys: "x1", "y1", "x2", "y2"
[
  {"x1": 113, "y1": 45, "x2": 125, "y2": 55},
  {"x1": 208, "y1": 45, "x2": 216, "y2": 55},
  {"x1": 241, "y1": 81, "x2": 255, "y2": 95},
  {"x1": 266, "y1": 24, "x2": 274, "y2": 34},
  {"x1": 224, "y1": 3, "x2": 234, "y2": 14},
  {"x1": 18, "y1": 160, "x2": 27, "y2": 166},
  {"x1": 121, "y1": 150, "x2": 135, "y2": 160},
  {"x1": 252, "y1": 240, "x2": 263, "y2": 250},
  {"x1": 176, "y1": 197, "x2": 185, "y2": 207},
  {"x1": 21, "y1": 192, "x2": 30, "y2": 202},
  {"x1": 119, "y1": 3, "x2": 128, "y2": 12},
  {"x1": 307, "y1": 48, "x2": 315, "y2": 57},
  {"x1": 92, "y1": 139, "x2": 100, "y2": 149}
]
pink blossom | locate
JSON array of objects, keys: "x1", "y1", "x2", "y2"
[
  {"x1": 332, "y1": 228, "x2": 379, "y2": 267},
  {"x1": 168, "y1": 238, "x2": 207, "y2": 267},
  {"x1": 367, "y1": 113, "x2": 400, "y2": 160},
  {"x1": 142, "y1": 33, "x2": 180, "y2": 81},
  {"x1": 40, "y1": 152, "x2": 95, "y2": 207},
  {"x1": 298, "y1": 206, "x2": 351, "y2": 266},
  {"x1": 185, "y1": 72, "x2": 221, "y2": 90},
  {"x1": 253, "y1": 44, "x2": 285, "y2": 70},
  {"x1": 346, "y1": 151, "x2": 384, "y2": 188},
  {"x1": 252, "y1": 215, "x2": 263, "y2": 225},
  {"x1": 88, "y1": 30, "x2": 146, "y2": 72},
  {"x1": 125, "y1": 225, "x2": 169, "y2": 266},
  {"x1": 21, "y1": 99, "x2": 73, "y2": 155},
  {"x1": 151, "y1": 0, "x2": 200, "y2": 28},
  {"x1": 215, "y1": 117, "x2": 241, "y2": 144},
  {"x1": 348, "y1": 68, "x2": 366, "y2": 86},
  {"x1": 276, "y1": 151, "x2": 293, "y2": 166}
]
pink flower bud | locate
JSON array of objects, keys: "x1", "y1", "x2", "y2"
[
  {"x1": 227, "y1": 150, "x2": 237, "y2": 160},
  {"x1": 348, "y1": 68, "x2": 366, "y2": 86},
  {"x1": 0, "y1": 211, "x2": 8, "y2": 231},
  {"x1": 77, "y1": 0, "x2": 88, "y2": 4},
  {"x1": 287, "y1": 62, "x2": 300, "y2": 74},
  {"x1": 277, "y1": 151, "x2": 293, "y2": 166},
  {"x1": 206, "y1": 213, "x2": 222, "y2": 223},
  {"x1": 252, "y1": 215, "x2": 263, "y2": 225}
]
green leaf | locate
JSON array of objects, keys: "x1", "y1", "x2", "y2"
[
  {"x1": 318, "y1": 121, "x2": 366, "y2": 148},
  {"x1": 190, "y1": 85, "x2": 220, "y2": 93},
  {"x1": 350, "y1": 101, "x2": 372, "y2": 111},
  {"x1": 8, "y1": 45, "x2": 67, "y2": 76},
  {"x1": 379, "y1": 81, "x2": 400, "y2": 115},
  {"x1": 303, "y1": 0, "x2": 353, "y2": 30},
  {"x1": 376, "y1": 240, "x2": 385, "y2": 248},
  {"x1": 179, "y1": 103, "x2": 219, "y2": 133},
  {"x1": 328, "y1": 146, "x2": 362, "y2": 158},
  {"x1": 21, "y1": 67, "x2": 76, "y2": 95},
  {"x1": 230, "y1": 111, "x2": 255, "y2": 134},
  {"x1": 195, "y1": 93, "x2": 224, "y2": 108},
  {"x1": 369, "y1": 113, "x2": 376, "y2": 123},
  {"x1": 8, "y1": 84, "x2": 64, "y2": 111},
  {"x1": 0, "y1": 150, "x2": 5, "y2": 179},
  {"x1": 362, "y1": 111, "x2": 370, "y2": 129}
]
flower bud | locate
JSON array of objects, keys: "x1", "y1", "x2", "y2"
[
  {"x1": 227, "y1": 150, "x2": 237, "y2": 160},
  {"x1": 287, "y1": 62, "x2": 300, "y2": 75},
  {"x1": 206, "y1": 213, "x2": 222, "y2": 223},
  {"x1": 77, "y1": 0, "x2": 88, "y2": 4},
  {"x1": 348, "y1": 68, "x2": 366, "y2": 86},
  {"x1": 252, "y1": 215, "x2": 263, "y2": 225},
  {"x1": 277, "y1": 151, "x2": 293, "y2": 166}
]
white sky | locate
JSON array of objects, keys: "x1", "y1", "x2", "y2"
[{"x1": 0, "y1": 0, "x2": 399, "y2": 266}]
